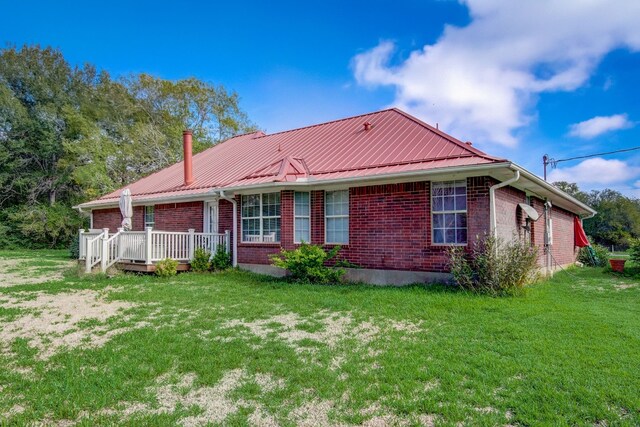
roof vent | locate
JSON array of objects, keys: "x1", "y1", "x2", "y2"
[{"x1": 363, "y1": 122, "x2": 372, "y2": 131}]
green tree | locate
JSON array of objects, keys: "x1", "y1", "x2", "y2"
[{"x1": 0, "y1": 44, "x2": 256, "y2": 248}]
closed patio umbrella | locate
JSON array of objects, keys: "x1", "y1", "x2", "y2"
[{"x1": 119, "y1": 189, "x2": 133, "y2": 231}]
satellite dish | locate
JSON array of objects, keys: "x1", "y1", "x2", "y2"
[{"x1": 518, "y1": 203, "x2": 540, "y2": 221}]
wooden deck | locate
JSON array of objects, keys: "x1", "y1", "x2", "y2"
[
  {"x1": 79, "y1": 260, "x2": 192, "y2": 273},
  {"x1": 117, "y1": 261, "x2": 192, "y2": 273}
]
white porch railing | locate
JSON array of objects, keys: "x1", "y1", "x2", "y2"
[{"x1": 79, "y1": 228, "x2": 230, "y2": 273}]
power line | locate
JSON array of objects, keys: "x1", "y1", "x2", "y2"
[{"x1": 543, "y1": 145, "x2": 640, "y2": 180}]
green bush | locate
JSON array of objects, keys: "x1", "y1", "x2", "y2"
[
  {"x1": 191, "y1": 247, "x2": 212, "y2": 272},
  {"x1": 629, "y1": 239, "x2": 640, "y2": 265},
  {"x1": 270, "y1": 242, "x2": 345, "y2": 284},
  {"x1": 69, "y1": 235, "x2": 80, "y2": 259},
  {"x1": 577, "y1": 244, "x2": 610, "y2": 267},
  {"x1": 155, "y1": 258, "x2": 179, "y2": 278},
  {"x1": 211, "y1": 245, "x2": 231, "y2": 271},
  {"x1": 448, "y1": 235, "x2": 539, "y2": 296}
]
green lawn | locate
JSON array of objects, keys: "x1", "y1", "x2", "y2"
[{"x1": 0, "y1": 250, "x2": 638, "y2": 426}]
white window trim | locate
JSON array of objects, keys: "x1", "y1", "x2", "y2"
[
  {"x1": 144, "y1": 205, "x2": 155, "y2": 229},
  {"x1": 294, "y1": 191, "x2": 311, "y2": 244},
  {"x1": 241, "y1": 193, "x2": 281, "y2": 243},
  {"x1": 324, "y1": 190, "x2": 349, "y2": 245},
  {"x1": 431, "y1": 180, "x2": 467, "y2": 246}
]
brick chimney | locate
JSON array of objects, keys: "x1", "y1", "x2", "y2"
[{"x1": 183, "y1": 130, "x2": 194, "y2": 186}]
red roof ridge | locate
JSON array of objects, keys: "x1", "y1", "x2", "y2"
[
  {"x1": 251, "y1": 108, "x2": 398, "y2": 140},
  {"x1": 389, "y1": 108, "x2": 505, "y2": 162}
]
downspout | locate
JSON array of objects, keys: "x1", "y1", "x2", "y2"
[
  {"x1": 489, "y1": 170, "x2": 520, "y2": 239},
  {"x1": 218, "y1": 190, "x2": 238, "y2": 267}
]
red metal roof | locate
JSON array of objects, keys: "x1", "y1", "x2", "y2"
[{"x1": 81, "y1": 108, "x2": 505, "y2": 207}]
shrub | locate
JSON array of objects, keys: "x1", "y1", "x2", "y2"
[
  {"x1": 270, "y1": 242, "x2": 345, "y2": 284},
  {"x1": 155, "y1": 258, "x2": 179, "y2": 278},
  {"x1": 69, "y1": 235, "x2": 80, "y2": 259},
  {"x1": 191, "y1": 247, "x2": 212, "y2": 272},
  {"x1": 448, "y1": 235, "x2": 539, "y2": 296},
  {"x1": 577, "y1": 244, "x2": 610, "y2": 267},
  {"x1": 629, "y1": 239, "x2": 640, "y2": 265},
  {"x1": 211, "y1": 245, "x2": 231, "y2": 271}
]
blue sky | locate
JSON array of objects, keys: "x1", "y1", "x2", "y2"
[{"x1": 2, "y1": 0, "x2": 640, "y2": 195}]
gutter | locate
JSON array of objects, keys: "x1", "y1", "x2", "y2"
[
  {"x1": 489, "y1": 170, "x2": 520, "y2": 239},
  {"x1": 75, "y1": 161, "x2": 596, "y2": 218},
  {"x1": 217, "y1": 190, "x2": 238, "y2": 268}
]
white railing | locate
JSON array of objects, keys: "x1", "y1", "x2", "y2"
[
  {"x1": 103, "y1": 230, "x2": 123, "y2": 271},
  {"x1": 119, "y1": 231, "x2": 146, "y2": 261},
  {"x1": 79, "y1": 227, "x2": 230, "y2": 272},
  {"x1": 79, "y1": 229, "x2": 106, "y2": 259},
  {"x1": 85, "y1": 229, "x2": 107, "y2": 273}
]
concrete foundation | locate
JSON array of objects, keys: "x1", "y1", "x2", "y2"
[{"x1": 238, "y1": 263, "x2": 451, "y2": 286}]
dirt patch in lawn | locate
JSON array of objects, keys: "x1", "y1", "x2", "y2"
[
  {"x1": 0, "y1": 258, "x2": 74, "y2": 287},
  {"x1": 220, "y1": 311, "x2": 423, "y2": 354},
  {"x1": 69, "y1": 369, "x2": 435, "y2": 427},
  {"x1": 0, "y1": 289, "x2": 146, "y2": 359}
]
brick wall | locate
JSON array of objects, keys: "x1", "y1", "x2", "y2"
[
  {"x1": 549, "y1": 205, "x2": 578, "y2": 266},
  {"x1": 494, "y1": 185, "x2": 526, "y2": 242},
  {"x1": 235, "y1": 177, "x2": 495, "y2": 272},
  {"x1": 154, "y1": 201, "x2": 203, "y2": 232},
  {"x1": 92, "y1": 202, "x2": 203, "y2": 232},
  {"x1": 91, "y1": 208, "x2": 121, "y2": 231},
  {"x1": 493, "y1": 189, "x2": 578, "y2": 268}
]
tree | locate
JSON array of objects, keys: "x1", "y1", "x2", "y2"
[
  {"x1": 0, "y1": 45, "x2": 256, "y2": 248},
  {"x1": 554, "y1": 181, "x2": 640, "y2": 248}
]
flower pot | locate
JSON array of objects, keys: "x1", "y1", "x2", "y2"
[{"x1": 609, "y1": 259, "x2": 626, "y2": 273}]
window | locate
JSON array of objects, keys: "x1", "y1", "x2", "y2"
[
  {"x1": 325, "y1": 190, "x2": 349, "y2": 244},
  {"x1": 294, "y1": 192, "x2": 310, "y2": 243},
  {"x1": 432, "y1": 180, "x2": 467, "y2": 245},
  {"x1": 144, "y1": 206, "x2": 155, "y2": 229},
  {"x1": 241, "y1": 192, "x2": 281, "y2": 242}
]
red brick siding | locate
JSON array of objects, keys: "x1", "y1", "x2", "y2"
[
  {"x1": 550, "y1": 205, "x2": 578, "y2": 266},
  {"x1": 91, "y1": 208, "x2": 121, "y2": 231},
  {"x1": 467, "y1": 177, "x2": 492, "y2": 244},
  {"x1": 235, "y1": 178, "x2": 494, "y2": 273},
  {"x1": 311, "y1": 190, "x2": 325, "y2": 245},
  {"x1": 153, "y1": 202, "x2": 203, "y2": 232},
  {"x1": 92, "y1": 202, "x2": 203, "y2": 232},
  {"x1": 218, "y1": 199, "x2": 234, "y2": 235},
  {"x1": 494, "y1": 185, "x2": 526, "y2": 241}
]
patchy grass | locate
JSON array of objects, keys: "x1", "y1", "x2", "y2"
[{"x1": 0, "y1": 250, "x2": 638, "y2": 426}]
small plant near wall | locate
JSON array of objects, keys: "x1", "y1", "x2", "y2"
[
  {"x1": 448, "y1": 235, "x2": 539, "y2": 296},
  {"x1": 155, "y1": 258, "x2": 179, "y2": 278},
  {"x1": 629, "y1": 239, "x2": 640, "y2": 265},
  {"x1": 211, "y1": 245, "x2": 232, "y2": 271},
  {"x1": 270, "y1": 242, "x2": 345, "y2": 284},
  {"x1": 191, "y1": 248, "x2": 212, "y2": 272},
  {"x1": 578, "y1": 244, "x2": 609, "y2": 267}
]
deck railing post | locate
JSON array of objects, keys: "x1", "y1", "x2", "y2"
[
  {"x1": 100, "y1": 228, "x2": 109, "y2": 273},
  {"x1": 117, "y1": 227, "x2": 124, "y2": 260},
  {"x1": 225, "y1": 230, "x2": 231, "y2": 254},
  {"x1": 145, "y1": 227, "x2": 153, "y2": 264},
  {"x1": 78, "y1": 229, "x2": 85, "y2": 259},
  {"x1": 188, "y1": 228, "x2": 195, "y2": 260},
  {"x1": 85, "y1": 241, "x2": 92, "y2": 273}
]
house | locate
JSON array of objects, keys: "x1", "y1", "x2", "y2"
[{"x1": 75, "y1": 108, "x2": 595, "y2": 284}]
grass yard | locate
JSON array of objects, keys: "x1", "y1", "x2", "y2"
[{"x1": 0, "y1": 250, "x2": 638, "y2": 426}]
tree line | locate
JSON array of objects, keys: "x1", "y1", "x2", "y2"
[
  {"x1": 553, "y1": 181, "x2": 640, "y2": 248},
  {"x1": 0, "y1": 45, "x2": 255, "y2": 248}
]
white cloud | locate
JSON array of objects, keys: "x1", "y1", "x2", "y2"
[
  {"x1": 568, "y1": 114, "x2": 634, "y2": 139},
  {"x1": 548, "y1": 158, "x2": 640, "y2": 185},
  {"x1": 352, "y1": 0, "x2": 640, "y2": 147}
]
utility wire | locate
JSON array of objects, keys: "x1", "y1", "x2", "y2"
[
  {"x1": 552, "y1": 145, "x2": 640, "y2": 164},
  {"x1": 545, "y1": 145, "x2": 640, "y2": 167}
]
